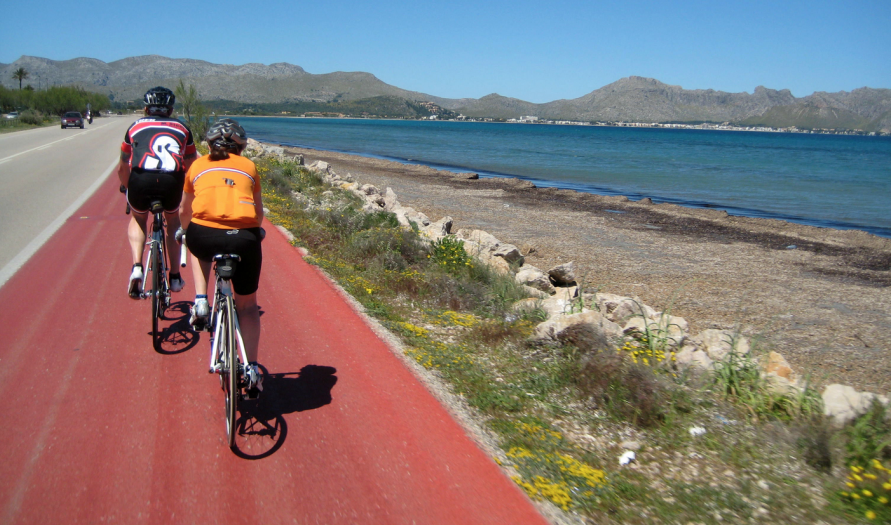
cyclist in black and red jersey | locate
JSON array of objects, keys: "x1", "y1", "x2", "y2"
[{"x1": 118, "y1": 86, "x2": 198, "y2": 299}]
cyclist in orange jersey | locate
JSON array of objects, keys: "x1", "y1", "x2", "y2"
[{"x1": 180, "y1": 118, "x2": 264, "y2": 395}]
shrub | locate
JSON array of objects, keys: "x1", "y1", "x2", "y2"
[
  {"x1": 845, "y1": 399, "x2": 891, "y2": 469},
  {"x1": 19, "y1": 109, "x2": 43, "y2": 125}
]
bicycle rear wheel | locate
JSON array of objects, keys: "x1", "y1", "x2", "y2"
[
  {"x1": 223, "y1": 297, "x2": 239, "y2": 448},
  {"x1": 150, "y1": 237, "x2": 162, "y2": 349}
]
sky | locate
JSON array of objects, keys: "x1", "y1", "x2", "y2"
[{"x1": 2, "y1": 0, "x2": 889, "y2": 103}]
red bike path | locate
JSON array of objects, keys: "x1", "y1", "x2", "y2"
[{"x1": 0, "y1": 175, "x2": 550, "y2": 525}]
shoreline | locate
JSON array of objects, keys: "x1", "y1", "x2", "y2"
[{"x1": 269, "y1": 143, "x2": 891, "y2": 396}]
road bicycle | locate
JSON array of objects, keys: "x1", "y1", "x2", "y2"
[
  {"x1": 205, "y1": 253, "x2": 252, "y2": 449},
  {"x1": 141, "y1": 200, "x2": 187, "y2": 349}
]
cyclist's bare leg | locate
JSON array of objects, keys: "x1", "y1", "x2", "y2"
[
  {"x1": 233, "y1": 292, "x2": 260, "y2": 363},
  {"x1": 164, "y1": 211, "x2": 182, "y2": 273},
  {"x1": 127, "y1": 212, "x2": 149, "y2": 265},
  {"x1": 190, "y1": 256, "x2": 212, "y2": 296}
]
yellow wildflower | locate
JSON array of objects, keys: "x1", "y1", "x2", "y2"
[
  {"x1": 884, "y1": 482, "x2": 891, "y2": 490},
  {"x1": 847, "y1": 482, "x2": 857, "y2": 489},
  {"x1": 879, "y1": 496, "x2": 889, "y2": 504},
  {"x1": 863, "y1": 490, "x2": 874, "y2": 497},
  {"x1": 866, "y1": 510, "x2": 876, "y2": 520}
]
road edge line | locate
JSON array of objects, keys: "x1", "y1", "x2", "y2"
[{"x1": 0, "y1": 158, "x2": 118, "y2": 289}]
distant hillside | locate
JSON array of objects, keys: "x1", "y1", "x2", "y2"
[
  {"x1": 457, "y1": 77, "x2": 891, "y2": 131},
  {"x1": 2, "y1": 55, "x2": 889, "y2": 131}
]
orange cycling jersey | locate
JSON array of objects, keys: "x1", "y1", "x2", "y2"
[{"x1": 184, "y1": 154, "x2": 262, "y2": 230}]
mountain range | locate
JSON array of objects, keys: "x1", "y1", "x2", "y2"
[{"x1": 2, "y1": 55, "x2": 890, "y2": 131}]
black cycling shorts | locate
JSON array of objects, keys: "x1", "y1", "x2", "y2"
[
  {"x1": 186, "y1": 222, "x2": 263, "y2": 296},
  {"x1": 127, "y1": 170, "x2": 185, "y2": 214}
]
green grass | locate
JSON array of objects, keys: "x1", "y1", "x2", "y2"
[{"x1": 255, "y1": 153, "x2": 886, "y2": 523}]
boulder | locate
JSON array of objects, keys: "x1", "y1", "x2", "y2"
[
  {"x1": 419, "y1": 216, "x2": 453, "y2": 241},
  {"x1": 674, "y1": 343, "x2": 714, "y2": 370},
  {"x1": 622, "y1": 315, "x2": 687, "y2": 349},
  {"x1": 309, "y1": 160, "x2": 330, "y2": 173},
  {"x1": 548, "y1": 262, "x2": 577, "y2": 286},
  {"x1": 691, "y1": 329, "x2": 750, "y2": 362},
  {"x1": 383, "y1": 188, "x2": 399, "y2": 211},
  {"x1": 537, "y1": 286, "x2": 581, "y2": 317},
  {"x1": 516, "y1": 265, "x2": 556, "y2": 295},
  {"x1": 765, "y1": 351, "x2": 796, "y2": 382},
  {"x1": 822, "y1": 384, "x2": 890, "y2": 426},
  {"x1": 531, "y1": 310, "x2": 623, "y2": 344},
  {"x1": 603, "y1": 297, "x2": 658, "y2": 325}
]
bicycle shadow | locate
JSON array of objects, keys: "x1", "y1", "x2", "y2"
[
  {"x1": 233, "y1": 364, "x2": 337, "y2": 460},
  {"x1": 153, "y1": 301, "x2": 199, "y2": 355}
]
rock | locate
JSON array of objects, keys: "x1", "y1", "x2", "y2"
[
  {"x1": 359, "y1": 184, "x2": 380, "y2": 196},
  {"x1": 263, "y1": 145, "x2": 284, "y2": 157},
  {"x1": 548, "y1": 262, "x2": 577, "y2": 286},
  {"x1": 822, "y1": 384, "x2": 890, "y2": 426},
  {"x1": 521, "y1": 285, "x2": 549, "y2": 299},
  {"x1": 692, "y1": 329, "x2": 750, "y2": 362},
  {"x1": 538, "y1": 286, "x2": 580, "y2": 317},
  {"x1": 531, "y1": 310, "x2": 623, "y2": 344},
  {"x1": 620, "y1": 440, "x2": 642, "y2": 451},
  {"x1": 292, "y1": 154, "x2": 304, "y2": 165},
  {"x1": 674, "y1": 343, "x2": 714, "y2": 370},
  {"x1": 492, "y1": 243, "x2": 524, "y2": 265},
  {"x1": 516, "y1": 265, "x2": 556, "y2": 295},
  {"x1": 512, "y1": 297, "x2": 544, "y2": 313},
  {"x1": 419, "y1": 216, "x2": 453, "y2": 240},
  {"x1": 765, "y1": 351, "x2": 795, "y2": 382},
  {"x1": 765, "y1": 374, "x2": 799, "y2": 397},
  {"x1": 603, "y1": 296, "x2": 658, "y2": 325},
  {"x1": 309, "y1": 160, "x2": 329, "y2": 172},
  {"x1": 622, "y1": 315, "x2": 687, "y2": 349},
  {"x1": 383, "y1": 187, "x2": 399, "y2": 211}
]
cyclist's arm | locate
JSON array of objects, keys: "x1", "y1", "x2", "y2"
[
  {"x1": 183, "y1": 150, "x2": 198, "y2": 172},
  {"x1": 254, "y1": 188, "x2": 264, "y2": 226},
  {"x1": 180, "y1": 191, "x2": 195, "y2": 231},
  {"x1": 116, "y1": 150, "x2": 130, "y2": 188}
]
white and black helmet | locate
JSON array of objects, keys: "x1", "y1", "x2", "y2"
[
  {"x1": 143, "y1": 86, "x2": 175, "y2": 107},
  {"x1": 206, "y1": 118, "x2": 247, "y2": 151}
]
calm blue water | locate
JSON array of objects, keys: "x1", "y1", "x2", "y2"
[{"x1": 238, "y1": 117, "x2": 891, "y2": 238}]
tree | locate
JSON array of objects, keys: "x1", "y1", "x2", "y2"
[
  {"x1": 12, "y1": 68, "x2": 29, "y2": 90},
  {"x1": 174, "y1": 79, "x2": 212, "y2": 140}
]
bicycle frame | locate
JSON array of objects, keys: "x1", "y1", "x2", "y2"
[
  {"x1": 142, "y1": 208, "x2": 169, "y2": 303},
  {"x1": 208, "y1": 262, "x2": 249, "y2": 377}
]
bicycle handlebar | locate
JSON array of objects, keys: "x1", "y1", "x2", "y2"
[{"x1": 179, "y1": 233, "x2": 188, "y2": 268}]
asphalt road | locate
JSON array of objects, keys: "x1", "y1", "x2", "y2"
[
  {"x1": 0, "y1": 120, "x2": 549, "y2": 524},
  {"x1": 0, "y1": 116, "x2": 132, "y2": 285}
]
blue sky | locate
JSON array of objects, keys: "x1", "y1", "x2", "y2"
[{"x1": 2, "y1": 0, "x2": 889, "y2": 103}]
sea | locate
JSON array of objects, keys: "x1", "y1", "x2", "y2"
[{"x1": 236, "y1": 117, "x2": 891, "y2": 239}]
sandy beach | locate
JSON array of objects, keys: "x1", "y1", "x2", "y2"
[{"x1": 276, "y1": 144, "x2": 891, "y2": 397}]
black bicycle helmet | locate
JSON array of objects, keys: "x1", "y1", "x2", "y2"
[
  {"x1": 143, "y1": 86, "x2": 175, "y2": 107},
  {"x1": 206, "y1": 118, "x2": 247, "y2": 151}
]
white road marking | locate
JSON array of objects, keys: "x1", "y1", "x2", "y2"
[
  {"x1": 0, "y1": 158, "x2": 118, "y2": 289},
  {"x1": 0, "y1": 124, "x2": 103, "y2": 163}
]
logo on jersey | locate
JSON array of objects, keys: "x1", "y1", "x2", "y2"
[
  {"x1": 137, "y1": 132, "x2": 183, "y2": 172},
  {"x1": 223, "y1": 178, "x2": 235, "y2": 186}
]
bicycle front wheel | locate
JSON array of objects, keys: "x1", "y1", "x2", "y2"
[{"x1": 223, "y1": 297, "x2": 239, "y2": 448}]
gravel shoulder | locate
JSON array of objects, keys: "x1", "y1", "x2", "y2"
[{"x1": 280, "y1": 145, "x2": 891, "y2": 397}]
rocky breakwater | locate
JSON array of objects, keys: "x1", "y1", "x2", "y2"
[{"x1": 250, "y1": 140, "x2": 889, "y2": 427}]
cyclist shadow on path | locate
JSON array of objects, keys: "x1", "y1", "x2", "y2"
[
  {"x1": 153, "y1": 301, "x2": 200, "y2": 355},
  {"x1": 234, "y1": 364, "x2": 337, "y2": 460}
]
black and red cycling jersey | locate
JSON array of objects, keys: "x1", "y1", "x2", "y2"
[{"x1": 121, "y1": 116, "x2": 197, "y2": 175}]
